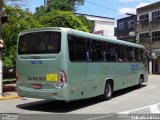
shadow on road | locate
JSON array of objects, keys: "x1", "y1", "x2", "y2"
[
  {"x1": 16, "y1": 85, "x2": 147, "y2": 113},
  {"x1": 113, "y1": 85, "x2": 147, "y2": 98},
  {"x1": 17, "y1": 97, "x2": 103, "y2": 113}
]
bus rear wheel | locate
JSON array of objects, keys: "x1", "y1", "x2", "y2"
[{"x1": 103, "y1": 81, "x2": 113, "y2": 100}]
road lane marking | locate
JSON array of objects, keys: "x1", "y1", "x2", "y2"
[
  {"x1": 84, "y1": 115, "x2": 114, "y2": 120},
  {"x1": 120, "y1": 103, "x2": 160, "y2": 114}
]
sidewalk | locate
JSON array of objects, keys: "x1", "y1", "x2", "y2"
[{"x1": 0, "y1": 80, "x2": 20, "y2": 100}]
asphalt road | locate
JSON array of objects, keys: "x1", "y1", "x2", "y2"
[{"x1": 0, "y1": 75, "x2": 160, "y2": 119}]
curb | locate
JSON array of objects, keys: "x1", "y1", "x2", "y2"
[
  {"x1": 0, "y1": 95, "x2": 21, "y2": 100},
  {"x1": 148, "y1": 74, "x2": 160, "y2": 76}
]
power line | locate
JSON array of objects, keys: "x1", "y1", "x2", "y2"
[
  {"x1": 85, "y1": 0, "x2": 129, "y2": 20},
  {"x1": 85, "y1": 0, "x2": 120, "y2": 13}
]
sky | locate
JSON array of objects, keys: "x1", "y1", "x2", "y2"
[{"x1": 25, "y1": 0, "x2": 160, "y2": 20}]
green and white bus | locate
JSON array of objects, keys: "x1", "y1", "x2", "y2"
[{"x1": 16, "y1": 27, "x2": 148, "y2": 101}]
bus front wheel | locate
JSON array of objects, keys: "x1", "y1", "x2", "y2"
[{"x1": 103, "y1": 81, "x2": 113, "y2": 100}]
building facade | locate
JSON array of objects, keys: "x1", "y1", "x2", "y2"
[
  {"x1": 77, "y1": 13, "x2": 115, "y2": 38},
  {"x1": 136, "y1": 2, "x2": 160, "y2": 74},
  {"x1": 116, "y1": 15, "x2": 136, "y2": 42}
]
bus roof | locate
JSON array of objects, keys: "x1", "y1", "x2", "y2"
[
  {"x1": 68, "y1": 28, "x2": 145, "y2": 49},
  {"x1": 19, "y1": 27, "x2": 145, "y2": 49}
]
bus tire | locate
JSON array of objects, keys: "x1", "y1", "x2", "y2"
[
  {"x1": 138, "y1": 77, "x2": 143, "y2": 88},
  {"x1": 103, "y1": 81, "x2": 113, "y2": 100}
]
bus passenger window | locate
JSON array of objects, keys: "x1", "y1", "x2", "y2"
[
  {"x1": 91, "y1": 40, "x2": 106, "y2": 62},
  {"x1": 135, "y1": 48, "x2": 139, "y2": 61},
  {"x1": 139, "y1": 49, "x2": 144, "y2": 61},
  {"x1": 118, "y1": 45, "x2": 128, "y2": 62},
  {"x1": 68, "y1": 35, "x2": 90, "y2": 62},
  {"x1": 128, "y1": 48, "x2": 135, "y2": 62},
  {"x1": 108, "y1": 43, "x2": 118, "y2": 62},
  {"x1": 86, "y1": 48, "x2": 91, "y2": 61}
]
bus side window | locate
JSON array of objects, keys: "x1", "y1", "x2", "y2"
[
  {"x1": 86, "y1": 48, "x2": 91, "y2": 61},
  {"x1": 139, "y1": 49, "x2": 144, "y2": 61},
  {"x1": 118, "y1": 45, "x2": 127, "y2": 62},
  {"x1": 128, "y1": 47, "x2": 135, "y2": 62},
  {"x1": 108, "y1": 43, "x2": 118, "y2": 62},
  {"x1": 123, "y1": 46, "x2": 128, "y2": 62},
  {"x1": 135, "y1": 48, "x2": 139, "y2": 61},
  {"x1": 106, "y1": 43, "x2": 110, "y2": 61},
  {"x1": 91, "y1": 40, "x2": 106, "y2": 62},
  {"x1": 68, "y1": 35, "x2": 75, "y2": 61},
  {"x1": 68, "y1": 35, "x2": 89, "y2": 62}
]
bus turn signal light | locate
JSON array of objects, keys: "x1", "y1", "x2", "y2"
[
  {"x1": 58, "y1": 70, "x2": 67, "y2": 88},
  {"x1": 16, "y1": 72, "x2": 19, "y2": 81}
]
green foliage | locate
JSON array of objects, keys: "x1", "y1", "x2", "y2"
[
  {"x1": 3, "y1": 0, "x2": 27, "y2": 7},
  {"x1": 34, "y1": 0, "x2": 94, "y2": 33},
  {"x1": 34, "y1": 0, "x2": 84, "y2": 18},
  {"x1": 47, "y1": 0, "x2": 84, "y2": 12},
  {"x1": 78, "y1": 15, "x2": 94, "y2": 32},
  {"x1": 40, "y1": 10, "x2": 89, "y2": 32},
  {"x1": 34, "y1": 0, "x2": 93, "y2": 33},
  {"x1": 1, "y1": 0, "x2": 93, "y2": 68},
  {"x1": 2, "y1": 6, "x2": 42, "y2": 67},
  {"x1": 34, "y1": 6, "x2": 47, "y2": 18}
]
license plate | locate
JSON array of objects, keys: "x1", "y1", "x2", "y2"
[
  {"x1": 46, "y1": 74, "x2": 58, "y2": 82},
  {"x1": 32, "y1": 84, "x2": 42, "y2": 89}
]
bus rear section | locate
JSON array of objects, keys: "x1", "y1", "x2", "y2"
[{"x1": 16, "y1": 30, "x2": 70, "y2": 101}]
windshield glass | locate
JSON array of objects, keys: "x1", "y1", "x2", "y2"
[{"x1": 18, "y1": 32, "x2": 61, "y2": 54}]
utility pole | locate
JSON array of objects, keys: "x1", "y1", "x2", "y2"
[
  {"x1": 149, "y1": 22, "x2": 152, "y2": 74},
  {"x1": 0, "y1": 0, "x2": 4, "y2": 97}
]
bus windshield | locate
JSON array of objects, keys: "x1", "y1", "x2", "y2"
[{"x1": 18, "y1": 32, "x2": 61, "y2": 54}]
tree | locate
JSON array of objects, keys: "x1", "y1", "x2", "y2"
[
  {"x1": 47, "y1": 0, "x2": 84, "y2": 12},
  {"x1": 34, "y1": 6, "x2": 47, "y2": 19},
  {"x1": 34, "y1": 0, "x2": 94, "y2": 33},
  {"x1": 78, "y1": 15, "x2": 94, "y2": 32},
  {"x1": 40, "y1": 10, "x2": 89, "y2": 32},
  {"x1": 3, "y1": 0, "x2": 27, "y2": 4},
  {"x1": 2, "y1": 6, "x2": 42, "y2": 67},
  {"x1": 34, "y1": 0, "x2": 84, "y2": 18}
]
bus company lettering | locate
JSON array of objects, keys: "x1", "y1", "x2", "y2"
[
  {"x1": 130, "y1": 64, "x2": 139, "y2": 71},
  {"x1": 30, "y1": 61, "x2": 43, "y2": 64},
  {"x1": 28, "y1": 76, "x2": 45, "y2": 81}
]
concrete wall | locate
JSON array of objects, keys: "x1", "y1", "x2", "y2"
[
  {"x1": 94, "y1": 21, "x2": 115, "y2": 37},
  {"x1": 136, "y1": 2, "x2": 160, "y2": 51},
  {"x1": 84, "y1": 15, "x2": 115, "y2": 38},
  {"x1": 137, "y1": 2, "x2": 160, "y2": 15}
]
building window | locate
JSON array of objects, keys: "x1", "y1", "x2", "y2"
[
  {"x1": 152, "y1": 31, "x2": 160, "y2": 41},
  {"x1": 152, "y1": 10, "x2": 160, "y2": 21},
  {"x1": 139, "y1": 14, "x2": 149, "y2": 23},
  {"x1": 128, "y1": 20, "x2": 134, "y2": 28},
  {"x1": 139, "y1": 33, "x2": 149, "y2": 43},
  {"x1": 119, "y1": 22, "x2": 124, "y2": 30}
]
